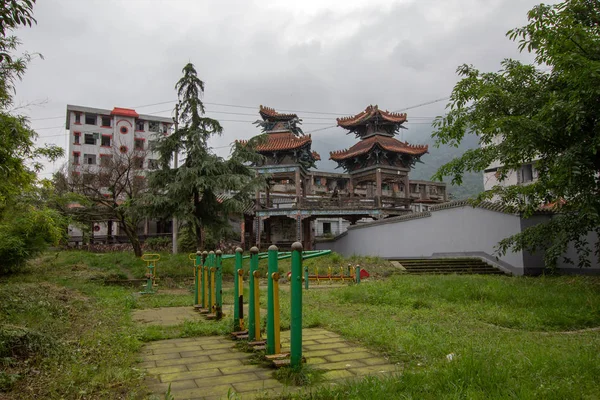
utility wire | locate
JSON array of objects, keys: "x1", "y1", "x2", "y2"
[{"x1": 30, "y1": 96, "x2": 448, "y2": 122}]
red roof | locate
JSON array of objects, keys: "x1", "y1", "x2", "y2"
[
  {"x1": 259, "y1": 105, "x2": 298, "y2": 121},
  {"x1": 329, "y1": 135, "x2": 428, "y2": 161},
  {"x1": 240, "y1": 132, "x2": 313, "y2": 152},
  {"x1": 337, "y1": 105, "x2": 407, "y2": 128},
  {"x1": 312, "y1": 151, "x2": 321, "y2": 161},
  {"x1": 111, "y1": 107, "x2": 139, "y2": 118}
]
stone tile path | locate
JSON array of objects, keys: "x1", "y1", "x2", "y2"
[{"x1": 142, "y1": 327, "x2": 399, "y2": 400}]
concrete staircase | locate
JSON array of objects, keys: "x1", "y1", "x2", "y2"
[{"x1": 391, "y1": 258, "x2": 507, "y2": 275}]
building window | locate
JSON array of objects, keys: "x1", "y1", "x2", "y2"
[
  {"x1": 133, "y1": 157, "x2": 144, "y2": 169},
  {"x1": 162, "y1": 123, "x2": 170, "y2": 134},
  {"x1": 100, "y1": 155, "x2": 112, "y2": 167},
  {"x1": 119, "y1": 145, "x2": 128, "y2": 154},
  {"x1": 84, "y1": 154, "x2": 96, "y2": 165},
  {"x1": 101, "y1": 116, "x2": 111, "y2": 127},
  {"x1": 134, "y1": 138, "x2": 144, "y2": 150},
  {"x1": 519, "y1": 164, "x2": 534, "y2": 183},
  {"x1": 148, "y1": 121, "x2": 159, "y2": 132},
  {"x1": 119, "y1": 126, "x2": 129, "y2": 134},
  {"x1": 74, "y1": 112, "x2": 81, "y2": 124},
  {"x1": 73, "y1": 152, "x2": 80, "y2": 165},
  {"x1": 323, "y1": 222, "x2": 331, "y2": 235},
  {"x1": 84, "y1": 133, "x2": 96, "y2": 145},
  {"x1": 136, "y1": 119, "x2": 145, "y2": 131},
  {"x1": 148, "y1": 159, "x2": 159, "y2": 170},
  {"x1": 148, "y1": 140, "x2": 158, "y2": 151},
  {"x1": 101, "y1": 135, "x2": 111, "y2": 147},
  {"x1": 73, "y1": 132, "x2": 81, "y2": 144},
  {"x1": 85, "y1": 114, "x2": 97, "y2": 125}
]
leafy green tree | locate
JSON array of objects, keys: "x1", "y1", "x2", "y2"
[
  {"x1": 432, "y1": 0, "x2": 600, "y2": 268},
  {"x1": 146, "y1": 63, "x2": 264, "y2": 249},
  {"x1": 0, "y1": 0, "x2": 65, "y2": 273}
]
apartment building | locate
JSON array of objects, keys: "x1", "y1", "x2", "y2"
[{"x1": 66, "y1": 104, "x2": 173, "y2": 241}]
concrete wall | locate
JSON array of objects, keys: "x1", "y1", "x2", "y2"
[
  {"x1": 316, "y1": 204, "x2": 600, "y2": 275},
  {"x1": 317, "y1": 205, "x2": 526, "y2": 271}
]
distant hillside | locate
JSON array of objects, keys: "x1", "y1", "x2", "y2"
[{"x1": 410, "y1": 133, "x2": 483, "y2": 200}]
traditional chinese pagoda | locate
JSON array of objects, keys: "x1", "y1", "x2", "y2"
[
  {"x1": 330, "y1": 105, "x2": 428, "y2": 206},
  {"x1": 240, "y1": 106, "x2": 321, "y2": 248},
  {"x1": 250, "y1": 105, "x2": 320, "y2": 169}
]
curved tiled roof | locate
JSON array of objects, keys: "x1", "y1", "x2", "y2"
[
  {"x1": 329, "y1": 135, "x2": 428, "y2": 161},
  {"x1": 312, "y1": 151, "x2": 321, "y2": 161},
  {"x1": 111, "y1": 107, "x2": 139, "y2": 118},
  {"x1": 259, "y1": 105, "x2": 298, "y2": 121},
  {"x1": 337, "y1": 105, "x2": 407, "y2": 128},
  {"x1": 239, "y1": 132, "x2": 313, "y2": 152}
]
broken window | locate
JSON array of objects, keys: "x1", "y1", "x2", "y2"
[{"x1": 84, "y1": 154, "x2": 96, "y2": 165}]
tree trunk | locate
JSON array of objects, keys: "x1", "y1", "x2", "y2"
[
  {"x1": 119, "y1": 216, "x2": 143, "y2": 257},
  {"x1": 193, "y1": 190, "x2": 203, "y2": 250}
]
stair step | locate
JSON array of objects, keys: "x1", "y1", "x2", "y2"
[{"x1": 390, "y1": 257, "x2": 505, "y2": 275}]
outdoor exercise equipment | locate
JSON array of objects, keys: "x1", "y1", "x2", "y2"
[{"x1": 140, "y1": 253, "x2": 160, "y2": 294}]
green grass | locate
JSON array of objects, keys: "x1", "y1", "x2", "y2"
[
  {"x1": 269, "y1": 274, "x2": 600, "y2": 399},
  {"x1": 2, "y1": 250, "x2": 600, "y2": 399}
]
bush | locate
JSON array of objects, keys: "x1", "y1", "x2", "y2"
[
  {"x1": 144, "y1": 236, "x2": 172, "y2": 252},
  {"x1": 0, "y1": 206, "x2": 67, "y2": 275}
]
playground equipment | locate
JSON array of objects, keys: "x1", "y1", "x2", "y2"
[
  {"x1": 199, "y1": 245, "x2": 349, "y2": 368},
  {"x1": 288, "y1": 261, "x2": 366, "y2": 289},
  {"x1": 140, "y1": 253, "x2": 161, "y2": 294},
  {"x1": 194, "y1": 250, "x2": 224, "y2": 320}
]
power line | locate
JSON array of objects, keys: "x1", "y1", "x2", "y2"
[{"x1": 28, "y1": 97, "x2": 447, "y2": 124}]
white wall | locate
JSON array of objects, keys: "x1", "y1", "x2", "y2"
[{"x1": 318, "y1": 205, "x2": 525, "y2": 271}]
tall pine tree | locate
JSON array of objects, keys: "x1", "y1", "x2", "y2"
[{"x1": 146, "y1": 63, "x2": 264, "y2": 249}]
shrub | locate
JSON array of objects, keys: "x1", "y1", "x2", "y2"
[{"x1": 0, "y1": 206, "x2": 67, "y2": 275}]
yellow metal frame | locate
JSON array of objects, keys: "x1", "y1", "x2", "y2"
[
  {"x1": 203, "y1": 266, "x2": 209, "y2": 307},
  {"x1": 188, "y1": 253, "x2": 196, "y2": 277},
  {"x1": 141, "y1": 253, "x2": 161, "y2": 283},
  {"x1": 210, "y1": 267, "x2": 216, "y2": 311},
  {"x1": 252, "y1": 270, "x2": 261, "y2": 340},
  {"x1": 272, "y1": 272, "x2": 281, "y2": 354}
]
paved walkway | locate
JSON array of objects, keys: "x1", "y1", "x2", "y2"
[{"x1": 141, "y1": 327, "x2": 399, "y2": 400}]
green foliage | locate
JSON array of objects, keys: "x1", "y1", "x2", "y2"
[
  {"x1": 146, "y1": 63, "x2": 264, "y2": 248},
  {"x1": 145, "y1": 236, "x2": 172, "y2": 252},
  {"x1": 0, "y1": 0, "x2": 65, "y2": 274},
  {"x1": 0, "y1": 204, "x2": 66, "y2": 275},
  {"x1": 432, "y1": 0, "x2": 600, "y2": 268}
]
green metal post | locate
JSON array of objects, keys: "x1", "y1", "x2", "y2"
[
  {"x1": 266, "y1": 245, "x2": 278, "y2": 355},
  {"x1": 208, "y1": 251, "x2": 215, "y2": 310},
  {"x1": 215, "y1": 250, "x2": 223, "y2": 319},
  {"x1": 201, "y1": 251, "x2": 208, "y2": 308},
  {"x1": 355, "y1": 265, "x2": 361, "y2": 284},
  {"x1": 194, "y1": 251, "x2": 201, "y2": 305},
  {"x1": 248, "y1": 247, "x2": 259, "y2": 341},
  {"x1": 290, "y1": 241, "x2": 303, "y2": 367},
  {"x1": 233, "y1": 247, "x2": 243, "y2": 331}
]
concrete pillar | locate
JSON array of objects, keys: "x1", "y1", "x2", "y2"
[
  {"x1": 295, "y1": 168, "x2": 301, "y2": 203},
  {"x1": 376, "y1": 168, "x2": 382, "y2": 207}
]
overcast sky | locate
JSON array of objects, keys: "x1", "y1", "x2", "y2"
[{"x1": 14, "y1": 0, "x2": 552, "y2": 177}]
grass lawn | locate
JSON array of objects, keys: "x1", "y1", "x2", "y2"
[{"x1": 0, "y1": 250, "x2": 599, "y2": 399}]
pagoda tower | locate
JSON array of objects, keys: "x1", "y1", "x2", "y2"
[
  {"x1": 240, "y1": 105, "x2": 321, "y2": 248},
  {"x1": 330, "y1": 105, "x2": 428, "y2": 206}
]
